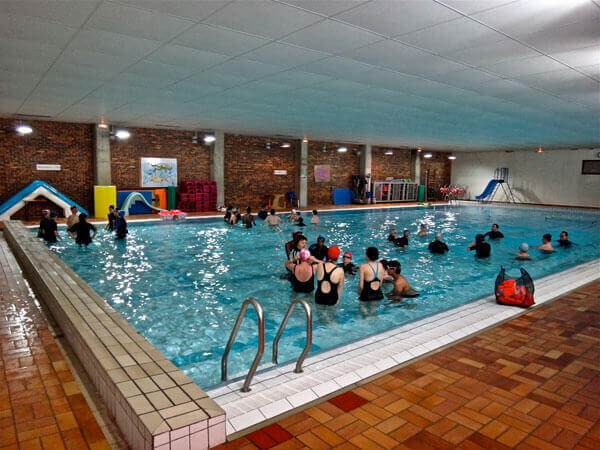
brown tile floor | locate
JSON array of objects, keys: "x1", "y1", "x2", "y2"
[
  {"x1": 0, "y1": 234, "x2": 112, "y2": 450},
  {"x1": 216, "y1": 280, "x2": 600, "y2": 449}
]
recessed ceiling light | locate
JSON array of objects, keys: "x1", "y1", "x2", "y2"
[
  {"x1": 337, "y1": 146, "x2": 347, "y2": 153},
  {"x1": 448, "y1": 155, "x2": 456, "y2": 160},
  {"x1": 16, "y1": 124, "x2": 33, "y2": 135},
  {"x1": 280, "y1": 142, "x2": 291, "y2": 149},
  {"x1": 115, "y1": 129, "x2": 130, "y2": 139},
  {"x1": 98, "y1": 119, "x2": 108, "y2": 129},
  {"x1": 203, "y1": 134, "x2": 216, "y2": 144},
  {"x1": 537, "y1": 146, "x2": 543, "y2": 153},
  {"x1": 424, "y1": 152, "x2": 433, "y2": 158},
  {"x1": 385, "y1": 150, "x2": 393, "y2": 155}
]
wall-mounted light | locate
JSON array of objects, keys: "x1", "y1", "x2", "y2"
[
  {"x1": 302, "y1": 136, "x2": 308, "y2": 143},
  {"x1": 537, "y1": 146, "x2": 543, "y2": 153},
  {"x1": 337, "y1": 146, "x2": 348, "y2": 153},
  {"x1": 192, "y1": 132, "x2": 198, "y2": 145},
  {"x1": 203, "y1": 134, "x2": 216, "y2": 144},
  {"x1": 417, "y1": 147, "x2": 422, "y2": 153},
  {"x1": 280, "y1": 142, "x2": 291, "y2": 149},
  {"x1": 448, "y1": 155, "x2": 456, "y2": 160},
  {"x1": 385, "y1": 150, "x2": 393, "y2": 155},
  {"x1": 321, "y1": 144, "x2": 327, "y2": 153},
  {"x1": 16, "y1": 124, "x2": 33, "y2": 135},
  {"x1": 424, "y1": 152, "x2": 432, "y2": 158},
  {"x1": 98, "y1": 119, "x2": 108, "y2": 129},
  {"x1": 115, "y1": 129, "x2": 130, "y2": 140}
]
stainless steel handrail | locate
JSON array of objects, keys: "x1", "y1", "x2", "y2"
[
  {"x1": 272, "y1": 298, "x2": 312, "y2": 373},
  {"x1": 221, "y1": 298, "x2": 264, "y2": 392}
]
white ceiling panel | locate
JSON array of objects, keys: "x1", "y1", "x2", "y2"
[
  {"x1": 126, "y1": 60, "x2": 194, "y2": 81},
  {"x1": 243, "y1": 42, "x2": 327, "y2": 68},
  {"x1": 334, "y1": 0, "x2": 461, "y2": 37},
  {"x1": 0, "y1": 13, "x2": 77, "y2": 46},
  {"x1": 0, "y1": 39, "x2": 61, "y2": 74},
  {"x1": 575, "y1": 63, "x2": 600, "y2": 79},
  {"x1": 444, "y1": 38, "x2": 538, "y2": 67},
  {"x1": 297, "y1": 56, "x2": 373, "y2": 78},
  {"x1": 174, "y1": 24, "x2": 269, "y2": 56},
  {"x1": 187, "y1": 71, "x2": 249, "y2": 89},
  {"x1": 205, "y1": 0, "x2": 322, "y2": 40},
  {"x1": 482, "y1": 55, "x2": 567, "y2": 78},
  {"x1": 440, "y1": 0, "x2": 517, "y2": 15},
  {"x1": 517, "y1": 18, "x2": 600, "y2": 55},
  {"x1": 118, "y1": 0, "x2": 233, "y2": 20},
  {"x1": 283, "y1": 19, "x2": 382, "y2": 54},
  {"x1": 550, "y1": 45, "x2": 600, "y2": 74},
  {"x1": 207, "y1": 59, "x2": 285, "y2": 81},
  {"x1": 0, "y1": 0, "x2": 100, "y2": 27},
  {"x1": 146, "y1": 45, "x2": 228, "y2": 71},
  {"x1": 281, "y1": 0, "x2": 370, "y2": 17},
  {"x1": 68, "y1": 29, "x2": 161, "y2": 59},
  {"x1": 260, "y1": 70, "x2": 333, "y2": 88},
  {"x1": 85, "y1": 1, "x2": 194, "y2": 42},
  {"x1": 53, "y1": 49, "x2": 136, "y2": 74}
]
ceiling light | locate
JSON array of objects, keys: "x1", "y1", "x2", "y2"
[
  {"x1": 98, "y1": 119, "x2": 108, "y2": 129},
  {"x1": 266, "y1": 140, "x2": 271, "y2": 150},
  {"x1": 424, "y1": 152, "x2": 433, "y2": 158},
  {"x1": 337, "y1": 146, "x2": 347, "y2": 153},
  {"x1": 321, "y1": 145, "x2": 327, "y2": 153},
  {"x1": 302, "y1": 136, "x2": 308, "y2": 143},
  {"x1": 203, "y1": 134, "x2": 216, "y2": 144},
  {"x1": 385, "y1": 150, "x2": 393, "y2": 155},
  {"x1": 16, "y1": 124, "x2": 33, "y2": 135},
  {"x1": 417, "y1": 147, "x2": 422, "y2": 153},
  {"x1": 448, "y1": 155, "x2": 456, "y2": 160},
  {"x1": 280, "y1": 142, "x2": 291, "y2": 149},
  {"x1": 115, "y1": 129, "x2": 130, "y2": 139},
  {"x1": 537, "y1": 146, "x2": 543, "y2": 153},
  {"x1": 192, "y1": 133, "x2": 198, "y2": 145}
]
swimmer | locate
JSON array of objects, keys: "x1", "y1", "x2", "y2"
[
  {"x1": 428, "y1": 232, "x2": 449, "y2": 254},
  {"x1": 358, "y1": 247, "x2": 385, "y2": 302},
  {"x1": 309, "y1": 234, "x2": 328, "y2": 261},
  {"x1": 115, "y1": 211, "x2": 128, "y2": 240},
  {"x1": 223, "y1": 206, "x2": 233, "y2": 223},
  {"x1": 288, "y1": 235, "x2": 307, "y2": 265},
  {"x1": 285, "y1": 231, "x2": 303, "y2": 260},
  {"x1": 288, "y1": 209, "x2": 299, "y2": 222},
  {"x1": 384, "y1": 260, "x2": 419, "y2": 298},
  {"x1": 387, "y1": 228, "x2": 397, "y2": 242},
  {"x1": 105, "y1": 205, "x2": 117, "y2": 231},
  {"x1": 314, "y1": 246, "x2": 344, "y2": 306},
  {"x1": 515, "y1": 243, "x2": 531, "y2": 260},
  {"x1": 484, "y1": 223, "x2": 504, "y2": 240},
  {"x1": 38, "y1": 209, "x2": 60, "y2": 243},
  {"x1": 395, "y1": 229, "x2": 410, "y2": 248},
  {"x1": 257, "y1": 205, "x2": 269, "y2": 220},
  {"x1": 311, "y1": 210, "x2": 319, "y2": 224},
  {"x1": 230, "y1": 208, "x2": 242, "y2": 225},
  {"x1": 242, "y1": 207, "x2": 256, "y2": 228},
  {"x1": 66, "y1": 205, "x2": 79, "y2": 229},
  {"x1": 284, "y1": 249, "x2": 315, "y2": 293},
  {"x1": 533, "y1": 233, "x2": 554, "y2": 252},
  {"x1": 338, "y1": 251, "x2": 357, "y2": 275},
  {"x1": 262, "y1": 208, "x2": 283, "y2": 230},
  {"x1": 416, "y1": 223, "x2": 427, "y2": 237},
  {"x1": 295, "y1": 214, "x2": 306, "y2": 227},
  {"x1": 557, "y1": 231, "x2": 573, "y2": 248},
  {"x1": 467, "y1": 234, "x2": 491, "y2": 258},
  {"x1": 68, "y1": 213, "x2": 97, "y2": 246}
]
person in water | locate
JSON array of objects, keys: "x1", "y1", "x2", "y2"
[
  {"x1": 338, "y1": 251, "x2": 357, "y2": 275},
  {"x1": 467, "y1": 234, "x2": 491, "y2": 258},
  {"x1": 314, "y1": 246, "x2": 344, "y2": 306},
  {"x1": 515, "y1": 243, "x2": 531, "y2": 260},
  {"x1": 257, "y1": 205, "x2": 269, "y2": 220},
  {"x1": 284, "y1": 249, "x2": 315, "y2": 293},
  {"x1": 242, "y1": 207, "x2": 256, "y2": 228},
  {"x1": 395, "y1": 229, "x2": 410, "y2": 248},
  {"x1": 230, "y1": 208, "x2": 242, "y2": 225},
  {"x1": 311, "y1": 210, "x2": 319, "y2": 224},
  {"x1": 387, "y1": 228, "x2": 397, "y2": 242},
  {"x1": 223, "y1": 206, "x2": 233, "y2": 223},
  {"x1": 285, "y1": 231, "x2": 303, "y2": 260},
  {"x1": 288, "y1": 209, "x2": 299, "y2": 222},
  {"x1": 358, "y1": 246, "x2": 385, "y2": 301},
  {"x1": 295, "y1": 214, "x2": 306, "y2": 227},
  {"x1": 68, "y1": 213, "x2": 97, "y2": 246},
  {"x1": 557, "y1": 231, "x2": 573, "y2": 247},
  {"x1": 533, "y1": 233, "x2": 554, "y2": 252},
  {"x1": 38, "y1": 209, "x2": 60, "y2": 243},
  {"x1": 115, "y1": 210, "x2": 128, "y2": 240},
  {"x1": 485, "y1": 223, "x2": 504, "y2": 240},
  {"x1": 385, "y1": 260, "x2": 419, "y2": 298},
  {"x1": 309, "y1": 234, "x2": 328, "y2": 261},
  {"x1": 262, "y1": 208, "x2": 283, "y2": 230},
  {"x1": 105, "y1": 205, "x2": 117, "y2": 231},
  {"x1": 428, "y1": 232, "x2": 449, "y2": 254},
  {"x1": 66, "y1": 205, "x2": 79, "y2": 229},
  {"x1": 416, "y1": 223, "x2": 427, "y2": 237}
]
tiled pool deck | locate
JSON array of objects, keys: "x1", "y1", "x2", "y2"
[{"x1": 216, "y1": 279, "x2": 600, "y2": 449}]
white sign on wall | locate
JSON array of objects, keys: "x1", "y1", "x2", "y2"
[
  {"x1": 36, "y1": 164, "x2": 61, "y2": 171},
  {"x1": 274, "y1": 170, "x2": 287, "y2": 175}
]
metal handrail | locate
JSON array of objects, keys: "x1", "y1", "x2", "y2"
[
  {"x1": 221, "y1": 298, "x2": 264, "y2": 392},
  {"x1": 272, "y1": 298, "x2": 312, "y2": 373}
]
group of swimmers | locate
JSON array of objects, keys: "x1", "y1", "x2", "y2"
[
  {"x1": 224, "y1": 206, "x2": 319, "y2": 230},
  {"x1": 38, "y1": 204, "x2": 128, "y2": 246}
]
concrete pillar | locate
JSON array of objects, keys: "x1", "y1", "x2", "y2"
[
  {"x1": 298, "y1": 139, "x2": 308, "y2": 207},
  {"x1": 360, "y1": 144, "x2": 371, "y2": 178},
  {"x1": 414, "y1": 151, "x2": 421, "y2": 184},
  {"x1": 211, "y1": 130, "x2": 225, "y2": 206},
  {"x1": 94, "y1": 125, "x2": 111, "y2": 185}
]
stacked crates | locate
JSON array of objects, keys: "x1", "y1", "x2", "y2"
[{"x1": 177, "y1": 181, "x2": 217, "y2": 212}]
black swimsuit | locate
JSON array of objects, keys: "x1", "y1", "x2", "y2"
[
  {"x1": 291, "y1": 265, "x2": 314, "y2": 293},
  {"x1": 315, "y1": 265, "x2": 340, "y2": 306},
  {"x1": 360, "y1": 262, "x2": 383, "y2": 302}
]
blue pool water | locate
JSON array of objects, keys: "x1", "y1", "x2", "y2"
[{"x1": 48, "y1": 206, "x2": 599, "y2": 388}]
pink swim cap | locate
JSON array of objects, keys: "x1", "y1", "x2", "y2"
[{"x1": 300, "y1": 249, "x2": 311, "y2": 261}]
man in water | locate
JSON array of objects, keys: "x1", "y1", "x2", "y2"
[
  {"x1": 467, "y1": 234, "x2": 491, "y2": 258},
  {"x1": 313, "y1": 246, "x2": 344, "y2": 306},
  {"x1": 338, "y1": 251, "x2": 357, "y2": 275},
  {"x1": 242, "y1": 207, "x2": 256, "y2": 228},
  {"x1": 485, "y1": 223, "x2": 504, "y2": 240},
  {"x1": 105, "y1": 205, "x2": 117, "y2": 231},
  {"x1": 515, "y1": 243, "x2": 531, "y2": 260},
  {"x1": 115, "y1": 211, "x2": 128, "y2": 240},
  {"x1": 311, "y1": 210, "x2": 319, "y2": 224},
  {"x1": 68, "y1": 213, "x2": 97, "y2": 246},
  {"x1": 387, "y1": 228, "x2": 397, "y2": 242},
  {"x1": 428, "y1": 232, "x2": 449, "y2": 254},
  {"x1": 309, "y1": 234, "x2": 328, "y2": 261},
  {"x1": 262, "y1": 208, "x2": 283, "y2": 230},
  {"x1": 257, "y1": 205, "x2": 268, "y2": 220},
  {"x1": 533, "y1": 233, "x2": 554, "y2": 252},
  {"x1": 395, "y1": 229, "x2": 410, "y2": 248},
  {"x1": 416, "y1": 223, "x2": 427, "y2": 237},
  {"x1": 557, "y1": 231, "x2": 573, "y2": 248},
  {"x1": 66, "y1": 205, "x2": 79, "y2": 229},
  {"x1": 38, "y1": 209, "x2": 60, "y2": 243},
  {"x1": 385, "y1": 260, "x2": 419, "y2": 298}
]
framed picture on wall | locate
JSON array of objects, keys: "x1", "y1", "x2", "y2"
[
  {"x1": 141, "y1": 157, "x2": 177, "y2": 187},
  {"x1": 314, "y1": 165, "x2": 331, "y2": 182}
]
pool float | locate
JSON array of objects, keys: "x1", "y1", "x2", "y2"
[
  {"x1": 159, "y1": 209, "x2": 187, "y2": 220},
  {"x1": 494, "y1": 267, "x2": 534, "y2": 307}
]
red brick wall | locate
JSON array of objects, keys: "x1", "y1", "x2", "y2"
[
  {"x1": 0, "y1": 118, "x2": 94, "y2": 218},
  {"x1": 224, "y1": 134, "x2": 297, "y2": 208},
  {"x1": 421, "y1": 152, "x2": 452, "y2": 200},
  {"x1": 371, "y1": 146, "x2": 413, "y2": 181},
  {"x1": 307, "y1": 141, "x2": 360, "y2": 205},
  {"x1": 111, "y1": 126, "x2": 211, "y2": 188}
]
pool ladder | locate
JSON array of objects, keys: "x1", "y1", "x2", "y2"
[{"x1": 221, "y1": 298, "x2": 312, "y2": 392}]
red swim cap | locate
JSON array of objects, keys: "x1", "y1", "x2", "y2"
[
  {"x1": 343, "y1": 251, "x2": 352, "y2": 259},
  {"x1": 328, "y1": 245, "x2": 340, "y2": 260}
]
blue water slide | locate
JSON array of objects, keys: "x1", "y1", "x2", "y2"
[
  {"x1": 475, "y1": 179, "x2": 498, "y2": 200},
  {"x1": 0, "y1": 180, "x2": 89, "y2": 219}
]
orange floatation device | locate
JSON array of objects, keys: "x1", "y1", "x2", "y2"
[
  {"x1": 159, "y1": 209, "x2": 187, "y2": 220},
  {"x1": 494, "y1": 267, "x2": 535, "y2": 307}
]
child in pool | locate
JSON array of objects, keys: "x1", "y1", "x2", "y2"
[
  {"x1": 311, "y1": 210, "x2": 319, "y2": 224},
  {"x1": 417, "y1": 223, "x2": 427, "y2": 237},
  {"x1": 515, "y1": 243, "x2": 531, "y2": 260}
]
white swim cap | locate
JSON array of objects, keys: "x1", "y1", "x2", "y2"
[
  {"x1": 519, "y1": 243, "x2": 529, "y2": 252},
  {"x1": 435, "y1": 232, "x2": 442, "y2": 240}
]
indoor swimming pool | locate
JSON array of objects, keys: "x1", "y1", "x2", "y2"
[{"x1": 47, "y1": 205, "x2": 600, "y2": 389}]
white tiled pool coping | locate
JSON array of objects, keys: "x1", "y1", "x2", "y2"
[{"x1": 207, "y1": 258, "x2": 600, "y2": 438}]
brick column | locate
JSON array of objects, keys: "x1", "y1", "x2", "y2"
[
  {"x1": 298, "y1": 139, "x2": 308, "y2": 207},
  {"x1": 94, "y1": 125, "x2": 111, "y2": 185},
  {"x1": 211, "y1": 131, "x2": 225, "y2": 206}
]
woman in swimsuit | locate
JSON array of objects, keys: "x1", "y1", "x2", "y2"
[
  {"x1": 358, "y1": 246, "x2": 385, "y2": 302},
  {"x1": 314, "y1": 246, "x2": 344, "y2": 306},
  {"x1": 284, "y1": 249, "x2": 314, "y2": 293}
]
